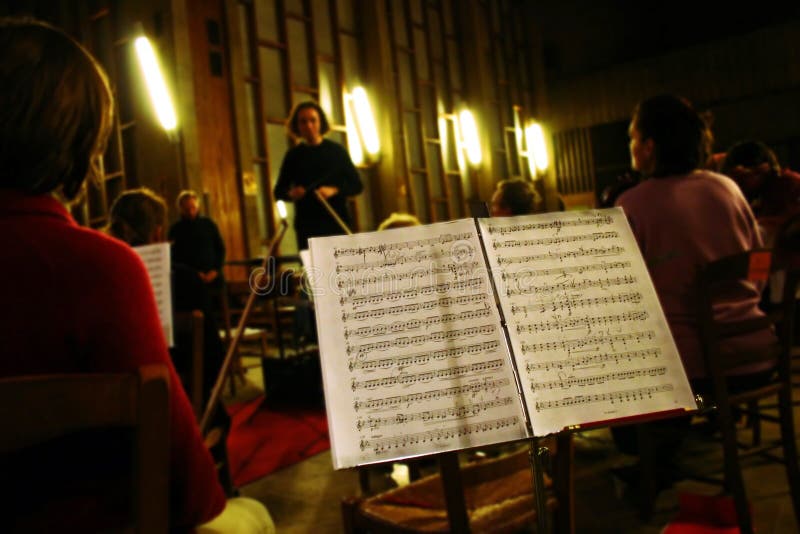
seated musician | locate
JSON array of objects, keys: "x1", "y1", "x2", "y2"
[
  {"x1": 720, "y1": 140, "x2": 800, "y2": 247},
  {"x1": 490, "y1": 178, "x2": 542, "y2": 216},
  {"x1": 612, "y1": 94, "x2": 775, "y2": 490},
  {"x1": 0, "y1": 18, "x2": 225, "y2": 530},
  {"x1": 0, "y1": 18, "x2": 273, "y2": 533},
  {"x1": 108, "y1": 188, "x2": 226, "y2": 407}
]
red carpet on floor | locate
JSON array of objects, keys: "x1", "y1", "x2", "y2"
[{"x1": 225, "y1": 395, "x2": 329, "y2": 487}]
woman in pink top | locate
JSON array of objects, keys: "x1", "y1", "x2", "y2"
[
  {"x1": 617, "y1": 95, "x2": 773, "y2": 381},
  {"x1": 612, "y1": 94, "x2": 774, "y2": 491}
]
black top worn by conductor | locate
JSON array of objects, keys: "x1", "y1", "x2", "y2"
[{"x1": 274, "y1": 139, "x2": 363, "y2": 250}]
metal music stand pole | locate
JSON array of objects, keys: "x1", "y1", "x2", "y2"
[
  {"x1": 529, "y1": 436, "x2": 550, "y2": 533},
  {"x1": 200, "y1": 218, "x2": 289, "y2": 434}
]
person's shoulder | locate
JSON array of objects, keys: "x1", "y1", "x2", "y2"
[
  {"x1": 199, "y1": 215, "x2": 221, "y2": 229},
  {"x1": 70, "y1": 226, "x2": 150, "y2": 278},
  {"x1": 701, "y1": 169, "x2": 735, "y2": 185},
  {"x1": 698, "y1": 170, "x2": 747, "y2": 197},
  {"x1": 779, "y1": 168, "x2": 800, "y2": 185},
  {"x1": 615, "y1": 178, "x2": 655, "y2": 206},
  {"x1": 322, "y1": 138, "x2": 347, "y2": 153},
  {"x1": 169, "y1": 218, "x2": 188, "y2": 232}
]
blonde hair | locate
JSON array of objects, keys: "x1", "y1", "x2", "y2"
[{"x1": 378, "y1": 212, "x2": 422, "y2": 231}]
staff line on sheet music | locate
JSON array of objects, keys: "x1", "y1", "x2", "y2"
[
  {"x1": 348, "y1": 340, "x2": 501, "y2": 371},
  {"x1": 335, "y1": 246, "x2": 475, "y2": 272},
  {"x1": 497, "y1": 245, "x2": 625, "y2": 265},
  {"x1": 350, "y1": 359, "x2": 506, "y2": 390},
  {"x1": 341, "y1": 293, "x2": 488, "y2": 321},
  {"x1": 355, "y1": 397, "x2": 515, "y2": 431},
  {"x1": 485, "y1": 214, "x2": 614, "y2": 235},
  {"x1": 526, "y1": 348, "x2": 663, "y2": 372},
  {"x1": 333, "y1": 232, "x2": 474, "y2": 257},
  {"x1": 510, "y1": 291, "x2": 643, "y2": 316},
  {"x1": 534, "y1": 384, "x2": 674, "y2": 411},
  {"x1": 501, "y1": 261, "x2": 632, "y2": 281},
  {"x1": 507, "y1": 275, "x2": 637, "y2": 296},
  {"x1": 515, "y1": 310, "x2": 650, "y2": 334},
  {"x1": 492, "y1": 231, "x2": 619, "y2": 249},
  {"x1": 347, "y1": 324, "x2": 498, "y2": 356},
  {"x1": 530, "y1": 366, "x2": 668, "y2": 392},
  {"x1": 353, "y1": 377, "x2": 511, "y2": 412},
  {"x1": 359, "y1": 416, "x2": 521, "y2": 453},
  {"x1": 340, "y1": 277, "x2": 485, "y2": 306},
  {"x1": 521, "y1": 330, "x2": 656, "y2": 354},
  {"x1": 344, "y1": 306, "x2": 492, "y2": 339},
  {"x1": 335, "y1": 261, "x2": 481, "y2": 289}
]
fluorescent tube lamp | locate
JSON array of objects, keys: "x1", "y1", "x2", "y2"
[
  {"x1": 351, "y1": 87, "x2": 380, "y2": 156},
  {"x1": 134, "y1": 35, "x2": 177, "y2": 132},
  {"x1": 526, "y1": 122, "x2": 549, "y2": 172},
  {"x1": 343, "y1": 93, "x2": 364, "y2": 165},
  {"x1": 525, "y1": 124, "x2": 538, "y2": 177},
  {"x1": 276, "y1": 200, "x2": 287, "y2": 220},
  {"x1": 458, "y1": 110, "x2": 482, "y2": 165}
]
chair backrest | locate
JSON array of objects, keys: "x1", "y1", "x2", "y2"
[
  {"x1": 173, "y1": 309, "x2": 205, "y2": 418},
  {"x1": 697, "y1": 249, "x2": 798, "y2": 390},
  {"x1": 0, "y1": 364, "x2": 170, "y2": 533}
]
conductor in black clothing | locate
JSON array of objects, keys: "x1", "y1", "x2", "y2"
[
  {"x1": 274, "y1": 101, "x2": 363, "y2": 250},
  {"x1": 169, "y1": 190, "x2": 226, "y2": 291}
]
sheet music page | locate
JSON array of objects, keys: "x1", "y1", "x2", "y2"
[
  {"x1": 478, "y1": 208, "x2": 696, "y2": 436},
  {"x1": 309, "y1": 219, "x2": 528, "y2": 469},
  {"x1": 133, "y1": 243, "x2": 174, "y2": 347}
]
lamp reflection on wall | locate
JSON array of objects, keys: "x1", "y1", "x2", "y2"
[
  {"x1": 134, "y1": 34, "x2": 177, "y2": 133},
  {"x1": 343, "y1": 86, "x2": 380, "y2": 165},
  {"x1": 439, "y1": 109, "x2": 483, "y2": 170},
  {"x1": 523, "y1": 122, "x2": 549, "y2": 177}
]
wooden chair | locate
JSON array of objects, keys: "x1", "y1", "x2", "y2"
[
  {"x1": 694, "y1": 249, "x2": 800, "y2": 532},
  {"x1": 172, "y1": 311, "x2": 236, "y2": 495},
  {"x1": 0, "y1": 364, "x2": 170, "y2": 533},
  {"x1": 173, "y1": 309, "x2": 205, "y2": 418},
  {"x1": 341, "y1": 435, "x2": 573, "y2": 534}
]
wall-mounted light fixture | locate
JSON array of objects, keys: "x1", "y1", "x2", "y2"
[
  {"x1": 525, "y1": 122, "x2": 549, "y2": 173},
  {"x1": 458, "y1": 110, "x2": 482, "y2": 166},
  {"x1": 439, "y1": 108, "x2": 483, "y2": 170},
  {"x1": 134, "y1": 33, "x2": 177, "y2": 133},
  {"x1": 276, "y1": 200, "x2": 288, "y2": 221},
  {"x1": 343, "y1": 86, "x2": 379, "y2": 165}
]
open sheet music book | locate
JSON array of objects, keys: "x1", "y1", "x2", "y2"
[{"x1": 309, "y1": 208, "x2": 696, "y2": 469}]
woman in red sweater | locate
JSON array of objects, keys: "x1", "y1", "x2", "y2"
[{"x1": 0, "y1": 18, "x2": 225, "y2": 530}]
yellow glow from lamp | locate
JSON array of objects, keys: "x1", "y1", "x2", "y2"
[
  {"x1": 458, "y1": 110, "x2": 482, "y2": 165},
  {"x1": 513, "y1": 108, "x2": 524, "y2": 163},
  {"x1": 526, "y1": 122, "x2": 549, "y2": 171},
  {"x1": 351, "y1": 87, "x2": 380, "y2": 156},
  {"x1": 343, "y1": 92, "x2": 364, "y2": 165},
  {"x1": 134, "y1": 36, "x2": 177, "y2": 131},
  {"x1": 276, "y1": 200, "x2": 287, "y2": 220},
  {"x1": 438, "y1": 115, "x2": 449, "y2": 165},
  {"x1": 524, "y1": 124, "x2": 538, "y2": 176}
]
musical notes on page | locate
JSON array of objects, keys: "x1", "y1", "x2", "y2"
[
  {"x1": 479, "y1": 208, "x2": 696, "y2": 435},
  {"x1": 310, "y1": 219, "x2": 528, "y2": 469}
]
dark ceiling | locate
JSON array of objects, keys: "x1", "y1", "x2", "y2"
[{"x1": 535, "y1": 0, "x2": 800, "y2": 80}]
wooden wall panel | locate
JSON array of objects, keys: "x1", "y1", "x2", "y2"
[{"x1": 186, "y1": 0, "x2": 247, "y2": 267}]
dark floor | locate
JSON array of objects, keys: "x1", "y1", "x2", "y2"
[{"x1": 227, "y1": 356, "x2": 800, "y2": 533}]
